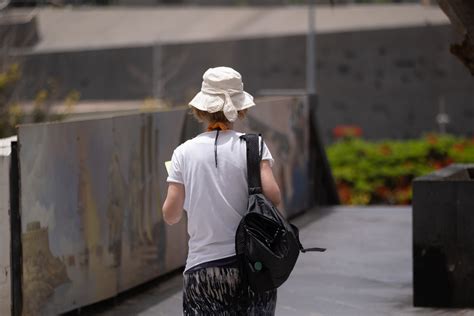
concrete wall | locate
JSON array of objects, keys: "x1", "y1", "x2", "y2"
[
  {"x1": 18, "y1": 45, "x2": 154, "y2": 100},
  {"x1": 0, "y1": 13, "x2": 39, "y2": 48},
  {"x1": 16, "y1": 24, "x2": 474, "y2": 142},
  {"x1": 18, "y1": 110, "x2": 188, "y2": 315},
  {"x1": 17, "y1": 35, "x2": 304, "y2": 102},
  {"x1": 0, "y1": 157, "x2": 11, "y2": 316},
  {"x1": 315, "y1": 25, "x2": 474, "y2": 143},
  {"x1": 114, "y1": 0, "x2": 416, "y2": 5},
  {"x1": 16, "y1": 96, "x2": 314, "y2": 314},
  {"x1": 0, "y1": 137, "x2": 15, "y2": 316},
  {"x1": 159, "y1": 25, "x2": 473, "y2": 142},
  {"x1": 158, "y1": 35, "x2": 306, "y2": 104}
]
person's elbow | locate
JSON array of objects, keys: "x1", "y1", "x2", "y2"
[
  {"x1": 162, "y1": 182, "x2": 185, "y2": 225},
  {"x1": 163, "y1": 208, "x2": 181, "y2": 225},
  {"x1": 163, "y1": 214, "x2": 174, "y2": 225}
]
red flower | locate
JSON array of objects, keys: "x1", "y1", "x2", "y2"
[
  {"x1": 333, "y1": 125, "x2": 363, "y2": 139},
  {"x1": 453, "y1": 143, "x2": 465, "y2": 153},
  {"x1": 446, "y1": 157, "x2": 454, "y2": 164},
  {"x1": 336, "y1": 182, "x2": 352, "y2": 204},
  {"x1": 427, "y1": 134, "x2": 438, "y2": 145},
  {"x1": 379, "y1": 144, "x2": 392, "y2": 156},
  {"x1": 394, "y1": 186, "x2": 412, "y2": 205},
  {"x1": 431, "y1": 161, "x2": 443, "y2": 169},
  {"x1": 375, "y1": 186, "x2": 390, "y2": 199}
]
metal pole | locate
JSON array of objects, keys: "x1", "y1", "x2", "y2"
[
  {"x1": 10, "y1": 141, "x2": 22, "y2": 316},
  {"x1": 306, "y1": 0, "x2": 316, "y2": 94},
  {"x1": 436, "y1": 96, "x2": 450, "y2": 135}
]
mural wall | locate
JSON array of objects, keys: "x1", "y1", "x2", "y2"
[
  {"x1": 18, "y1": 112, "x2": 188, "y2": 315},
  {"x1": 235, "y1": 96, "x2": 311, "y2": 218},
  {"x1": 16, "y1": 96, "x2": 313, "y2": 314}
]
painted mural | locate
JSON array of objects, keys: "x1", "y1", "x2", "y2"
[
  {"x1": 17, "y1": 96, "x2": 312, "y2": 314},
  {"x1": 18, "y1": 111, "x2": 189, "y2": 315},
  {"x1": 236, "y1": 95, "x2": 311, "y2": 217}
]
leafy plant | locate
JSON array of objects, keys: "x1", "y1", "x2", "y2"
[
  {"x1": 0, "y1": 63, "x2": 79, "y2": 138},
  {"x1": 0, "y1": 63, "x2": 22, "y2": 137},
  {"x1": 327, "y1": 134, "x2": 474, "y2": 205}
]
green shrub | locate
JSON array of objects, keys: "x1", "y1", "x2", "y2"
[
  {"x1": 0, "y1": 63, "x2": 22, "y2": 137},
  {"x1": 0, "y1": 63, "x2": 79, "y2": 138},
  {"x1": 327, "y1": 134, "x2": 474, "y2": 205}
]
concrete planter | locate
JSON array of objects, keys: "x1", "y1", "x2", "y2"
[{"x1": 413, "y1": 164, "x2": 474, "y2": 307}]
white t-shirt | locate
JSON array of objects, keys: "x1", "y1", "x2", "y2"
[{"x1": 166, "y1": 130, "x2": 274, "y2": 272}]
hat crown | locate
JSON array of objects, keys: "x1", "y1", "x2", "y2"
[
  {"x1": 203, "y1": 67, "x2": 243, "y2": 91},
  {"x1": 189, "y1": 66, "x2": 255, "y2": 122}
]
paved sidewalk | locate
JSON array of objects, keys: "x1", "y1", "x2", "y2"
[{"x1": 90, "y1": 206, "x2": 474, "y2": 316}]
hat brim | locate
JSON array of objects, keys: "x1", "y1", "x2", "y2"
[{"x1": 189, "y1": 91, "x2": 255, "y2": 113}]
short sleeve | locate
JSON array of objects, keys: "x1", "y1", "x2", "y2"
[
  {"x1": 260, "y1": 138, "x2": 274, "y2": 167},
  {"x1": 166, "y1": 148, "x2": 184, "y2": 184}
]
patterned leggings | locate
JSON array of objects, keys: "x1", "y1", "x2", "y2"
[{"x1": 183, "y1": 266, "x2": 277, "y2": 315}]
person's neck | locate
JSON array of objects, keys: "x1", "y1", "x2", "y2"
[{"x1": 207, "y1": 122, "x2": 233, "y2": 131}]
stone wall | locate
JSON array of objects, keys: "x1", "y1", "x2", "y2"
[
  {"x1": 15, "y1": 96, "x2": 315, "y2": 314},
  {"x1": 16, "y1": 24, "x2": 474, "y2": 142},
  {"x1": 0, "y1": 138, "x2": 15, "y2": 316},
  {"x1": 17, "y1": 45, "x2": 154, "y2": 100},
  {"x1": 160, "y1": 25, "x2": 473, "y2": 142},
  {"x1": 315, "y1": 25, "x2": 473, "y2": 142}
]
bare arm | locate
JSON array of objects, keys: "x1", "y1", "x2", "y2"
[
  {"x1": 260, "y1": 160, "x2": 281, "y2": 206},
  {"x1": 162, "y1": 182, "x2": 185, "y2": 225}
]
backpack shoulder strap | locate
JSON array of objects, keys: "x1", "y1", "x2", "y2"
[
  {"x1": 290, "y1": 224, "x2": 326, "y2": 253},
  {"x1": 240, "y1": 133, "x2": 262, "y2": 195}
]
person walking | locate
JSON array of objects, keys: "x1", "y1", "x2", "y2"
[{"x1": 162, "y1": 66, "x2": 281, "y2": 315}]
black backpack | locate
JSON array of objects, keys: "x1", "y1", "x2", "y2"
[{"x1": 235, "y1": 134, "x2": 325, "y2": 293}]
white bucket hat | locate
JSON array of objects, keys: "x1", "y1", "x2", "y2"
[{"x1": 189, "y1": 66, "x2": 255, "y2": 122}]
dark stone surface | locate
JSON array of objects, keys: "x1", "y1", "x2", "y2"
[
  {"x1": 316, "y1": 25, "x2": 474, "y2": 143},
  {"x1": 413, "y1": 164, "x2": 474, "y2": 308}
]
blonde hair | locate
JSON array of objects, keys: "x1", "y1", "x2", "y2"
[{"x1": 190, "y1": 107, "x2": 248, "y2": 124}]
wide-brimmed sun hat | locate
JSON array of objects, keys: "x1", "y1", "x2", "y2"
[{"x1": 189, "y1": 67, "x2": 255, "y2": 122}]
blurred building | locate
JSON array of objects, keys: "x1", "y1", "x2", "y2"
[
  {"x1": 4, "y1": 4, "x2": 473, "y2": 142},
  {"x1": 8, "y1": 0, "x2": 426, "y2": 6}
]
